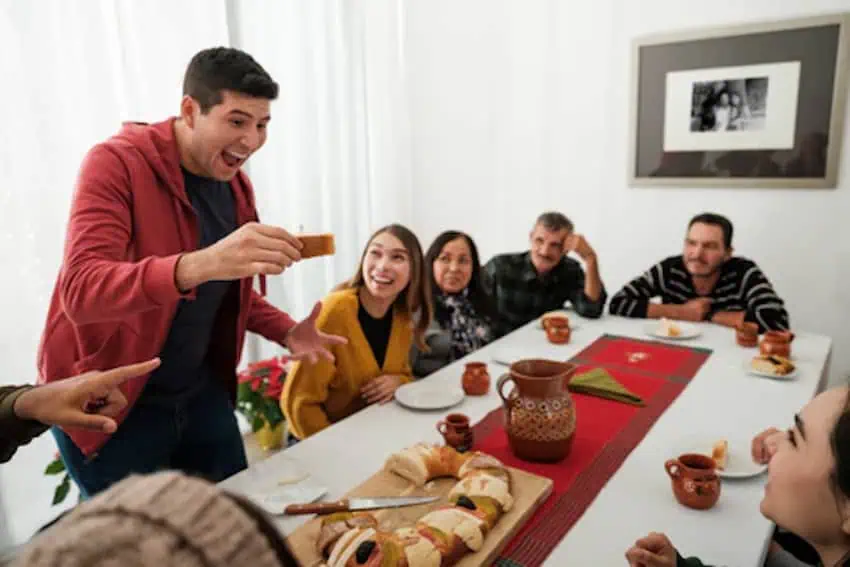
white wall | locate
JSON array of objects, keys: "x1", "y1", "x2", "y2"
[
  {"x1": 406, "y1": 0, "x2": 850, "y2": 386},
  {"x1": 0, "y1": 0, "x2": 231, "y2": 549}
]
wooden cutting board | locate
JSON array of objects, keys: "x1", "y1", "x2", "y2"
[{"x1": 287, "y1": 465, "x2": 553, "y2": 566}]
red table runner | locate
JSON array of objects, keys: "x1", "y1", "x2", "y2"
[{"x1": 477, "y1": 334, "x2": 711, "y2": 567}]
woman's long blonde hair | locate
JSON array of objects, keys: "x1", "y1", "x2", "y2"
[{"x1": 337, "y1": 224, "x2": 432, "y2": 350}]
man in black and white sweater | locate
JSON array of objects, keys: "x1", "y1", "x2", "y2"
[{"x1": 609, "y1": 213, "x2": 789, "y2": 332}]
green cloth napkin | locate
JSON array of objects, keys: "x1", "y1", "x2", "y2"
[{"x1": 568, "y1": 368, "x2": 645, "y2": 406}]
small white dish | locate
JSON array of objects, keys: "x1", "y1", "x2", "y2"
[
  {"x1": 395, "y1": 381, "x2": 465, "y2": 410},
  {"x1": 644, "y1": 320, "x2": 701, "y2": 340},
  {"x1": 745, "y1": 360, "x2": 799, "y2": 380}
]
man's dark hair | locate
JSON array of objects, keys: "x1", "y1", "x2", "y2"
[
  {"x1": 183, "y1": 47, "x2": 279, "y2": 113},
  {"x1": 535, "y1": 211, "x2": 574, "y2": 233},
  {"x1": 688, "y1": 212, "x2": 734, "y2": 248}
]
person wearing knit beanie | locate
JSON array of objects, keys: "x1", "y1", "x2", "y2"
[{"x1": 11, "y1": 471, "x2": 300, "y2": 567}]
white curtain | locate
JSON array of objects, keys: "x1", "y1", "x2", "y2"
[
  {"x1": 233, "y1": 0, "x2": 413, "y2": 361},
  {"x1": 0, "y1": 0, "x2": 410, "y2": 549}
]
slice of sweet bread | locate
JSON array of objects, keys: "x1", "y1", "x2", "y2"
[
  {"x1": 751, "y1": 355, "x2": 795, "y2": 376},
  {"x1": 711, "y1": 439, "x2": 728, "y2": 470}
]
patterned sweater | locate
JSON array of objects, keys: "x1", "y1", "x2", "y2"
[{"x1": 609, "y1": 256, "x2": 789, "y2": 333}]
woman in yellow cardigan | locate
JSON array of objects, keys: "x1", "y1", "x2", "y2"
[{"x1": 281, "y1": 224, "x2": 432, "y2": 440}]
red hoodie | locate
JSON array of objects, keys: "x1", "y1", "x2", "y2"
[{"x1": 37, "y1": 118, "x2": 296, "y2": 457}]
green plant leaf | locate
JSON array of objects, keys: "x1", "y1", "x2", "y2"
[
  {"x1": 52, "y1": 475, "x2": 71, "y2": 506},
  {"x1": 263, "y1": 399, "x2": 284, "y2": 426},
  {"x1": 44, "y1": 459, "x2": 65, "y2": 475},
  {"x1": 251, "y1": 415, "x2": 266, "y2": 432},
  {"x1": 237, "y1": 381, "x2": 254, "y2": 400}
]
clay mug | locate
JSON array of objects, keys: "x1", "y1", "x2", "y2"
[
  {"x1": 462, "y1": 362, "x2": 491, "y2": 396},
  {"x1": 759, "y1": 330, "x2": 794, "y2": 358},
  {"x1": 665, "y1": 453, "x2": 721, "y2": 510},
  {"x1": 437, "y1": 413, "x2": 473, "y2": 452},
  {"x1": 735, "y1": 322, "x2": 759, "y2": 348},
  {"x1": 542, "y1": 314, "x2": 571, "y2": 345}
]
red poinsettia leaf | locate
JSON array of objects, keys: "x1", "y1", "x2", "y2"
[{"x1": 265, "y1": 381, "x2": 283, "y2": 400}]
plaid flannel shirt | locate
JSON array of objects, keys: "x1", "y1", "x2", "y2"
[{"x1": 483, "y1": 251, "x2": 606, "y2": 335}]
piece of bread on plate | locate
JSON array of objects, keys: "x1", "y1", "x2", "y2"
[
  {"x1": 658, "y1": 318, "x2": 681, "y2": 337},
  {"x1": 711, "y1": 439, "x2": 728, "y2": 470},
  {"x1": 751, "y1": 355, "x2": 795, "y2": 376}
]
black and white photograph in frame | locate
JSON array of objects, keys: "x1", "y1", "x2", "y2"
[
  {"x1": 664, "y1": 61, "x2": 800, "y2": 153},
  {"x1": 629, "y1": 12, "x2": 850, "y2": 188},
  {"x1": 690, "y1": 77, "x2": 768, "y2": 133}
]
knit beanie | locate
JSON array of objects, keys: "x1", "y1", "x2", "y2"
[{"x1": 12, "y1": 471, "x2": 287, "y2": 567}]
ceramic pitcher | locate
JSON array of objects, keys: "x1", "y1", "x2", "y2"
[{"x1": 496, "y1": 359, "x2": 577, "y2": 462}]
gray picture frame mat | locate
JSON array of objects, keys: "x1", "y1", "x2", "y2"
[{"x1": 628, "y1": 12, "x2": 850, "y2": 189}]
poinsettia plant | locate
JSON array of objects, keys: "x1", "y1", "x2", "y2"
[
  {"x1": 236, "y1": 357, "x2": 287, "y2": 433},
  {"x1": 44, "y1": 452, "x2": 73, "y2": 506}
]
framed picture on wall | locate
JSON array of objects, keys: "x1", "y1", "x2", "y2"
[{"x1": 628, "y1": 12, "x2": 850, "y2": 188}]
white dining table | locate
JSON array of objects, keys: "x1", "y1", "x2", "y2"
[{"x1": 220, "y1": 314, "x2": 832, "y2": 566}]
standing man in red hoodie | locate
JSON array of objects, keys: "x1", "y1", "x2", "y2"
[{"x1": 37, "y1": 47, "x2": 346, "y2": 498}]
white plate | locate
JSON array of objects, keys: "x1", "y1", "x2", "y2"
[
  {"x1": 395, "y1": 381, "x2": 465, "y2": 410},
  {"x1": 255, "y1": 483, "x2": 328, "y2": 515},
  {"x1": 644, "y1": 321, "x2": 701, "y2": 340},
  {"x1": 671, "y1": 436, "x2": 766, "y2": 480},
  {"x1": 745, "y1": 360, "x2": 799, "y2": 380}
]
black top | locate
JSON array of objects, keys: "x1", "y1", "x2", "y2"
[
  {"x1": 142, "y1": 168, "x2": 237, "y2": 402},
  {"x1": 609, "y1": 255, "x2": 790, "y2": 333},
  {"x1": 357, "y1": 303, "x2": 393, "y2": 368}
]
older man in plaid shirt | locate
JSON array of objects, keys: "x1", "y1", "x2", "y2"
[{"x1": 484, "y1": 212, "x2": 607, "y2": 335}]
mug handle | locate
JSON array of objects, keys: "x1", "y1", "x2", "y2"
[
  {"x1": 436, "y1": 420, "x2": 447, "y2": 435},
  {"x1": 496, "y1": 374, "x2": 515, "y2": 422},
  {"x1": 496, "y1": 374, "x2": 515, "y2": 404},
  {"x1": 664, "y1": 459, "x2": 681, "y2": 479}
]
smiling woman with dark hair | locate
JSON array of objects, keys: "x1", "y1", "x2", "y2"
[{"x1": 411, "y1": 231, "x2": 498, "y2": 377}]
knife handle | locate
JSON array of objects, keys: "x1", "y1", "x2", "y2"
[{"x1": 284, "y1": 499, "x2": 349, "y2": 515}]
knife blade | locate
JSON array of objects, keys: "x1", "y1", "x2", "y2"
[{"x1": 283, "y1": 495, "x2": 438, "y2": 515}]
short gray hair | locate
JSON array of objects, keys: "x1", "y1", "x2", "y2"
[{"x1": 535, "y1": 211, "x2": 573, "y2": 233}]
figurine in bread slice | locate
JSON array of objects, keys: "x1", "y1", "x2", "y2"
[
  {"x1": 751, "y1": 354, "x2": 795, "y2": 376},
  {"x1": 711, "y1": 439, "x2": 728, "y2": 470}
]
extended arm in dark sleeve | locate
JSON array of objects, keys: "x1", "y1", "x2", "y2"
[
  {"x1": 609, "y1": 263, "x2": 664, "y2": 318},
  {"x1": 0, "y1": 386, "x2": 49, "y2": 464}
]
